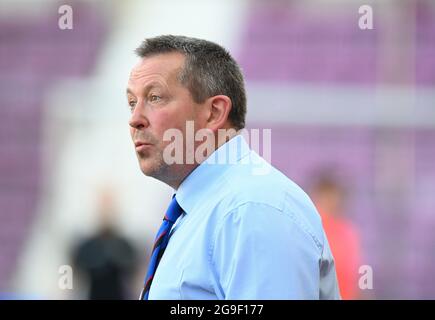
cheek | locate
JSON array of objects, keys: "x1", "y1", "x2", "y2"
[{"x1": 151, "y1": 109, "x2": 187, "y2": 136}]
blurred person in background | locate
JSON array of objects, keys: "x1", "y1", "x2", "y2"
[
  {"x1": 71, "y1": 187, "x2": 138, "y2": 300},
  {"x1": 310, "y1": 172, "x2": 363, "y2": 299}
]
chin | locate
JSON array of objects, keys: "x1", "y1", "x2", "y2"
[
  {"x1": 139, "y1": 164, "x2": 157, "y2": 177},
  {"x1": 139, "y1": 159, "x2": 166, "y2": 179}
]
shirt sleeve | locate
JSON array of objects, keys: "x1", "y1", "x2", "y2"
[{"x1": 210, "y1": 202, "x2": 325, "y2": 299}]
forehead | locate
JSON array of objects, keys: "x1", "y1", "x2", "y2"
[{"x1": 128, "y1": 52, "x2": 185, "y2": 86}]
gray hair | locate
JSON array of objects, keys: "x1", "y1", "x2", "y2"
[{"x1": 135, "y1": 35, "x2": 247, "y2": 130}]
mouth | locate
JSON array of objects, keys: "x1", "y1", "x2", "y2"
[{"x1": 135, "y1": 141, "x2": 153, "y2": 152}]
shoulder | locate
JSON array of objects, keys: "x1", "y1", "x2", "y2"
[
  {"x1": 212, "y1": 155, "x2": 325, "y2": 251},
  {"x1": 218, "y1": 152, "x2": 289, "y2": 209}
]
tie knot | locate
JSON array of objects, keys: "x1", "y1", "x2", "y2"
[{"x1": 164, "y1": 195, "x2": 183, "y2": 223}]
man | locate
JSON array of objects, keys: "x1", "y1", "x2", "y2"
[
  {"x1": 126, "y1": 35, "x2": 340, "y2": 299},
  {"x1": 310, "y1": 173, "x2": 362, "y2": 299},
  {"x1": 72, "y1": 186, "x2": 138, "y2": 300}
]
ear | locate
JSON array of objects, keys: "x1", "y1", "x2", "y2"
[{"x1": 205, "y1": 95, "x2": 232, "y2": 132}]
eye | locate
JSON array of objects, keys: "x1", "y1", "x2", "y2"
[
  {"x1": 149, "y1": 95, "x2": 162, "y2": 102},
  {"x1": 128, "y1": 100, "x2": 137, "y2": 110}
]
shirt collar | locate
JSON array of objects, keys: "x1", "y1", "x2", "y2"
[{"x1": 175, "y1": 134, "x2": 251, "y2": 215}]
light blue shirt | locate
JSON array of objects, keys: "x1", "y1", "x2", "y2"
[{"x1": 148, "y1": 135, "x2": 340, "y2": 299}]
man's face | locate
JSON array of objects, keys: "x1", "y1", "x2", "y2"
[{"x1": 126, "y1": 52, "x2": 205, "y2": 187}]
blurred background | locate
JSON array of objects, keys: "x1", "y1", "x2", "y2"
[{"x1": 0, "y1": 0, "x2": 434, "y2": 299}]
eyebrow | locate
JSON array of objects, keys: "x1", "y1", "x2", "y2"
[{"x1": 126, "y1": 81, "x2": 164, "y2": 96}]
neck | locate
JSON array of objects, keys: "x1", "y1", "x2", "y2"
[{"x1": 170, "y1": 129, "x2": 240, "y2": 190}]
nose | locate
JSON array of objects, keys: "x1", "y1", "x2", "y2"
[{"x1": 129, "y1": 103, "x2": 149, "y2": 130}]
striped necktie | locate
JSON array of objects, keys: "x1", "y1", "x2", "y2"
[{"x1": 140, "y1": 195, "x2": 184, "y2": 300}]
